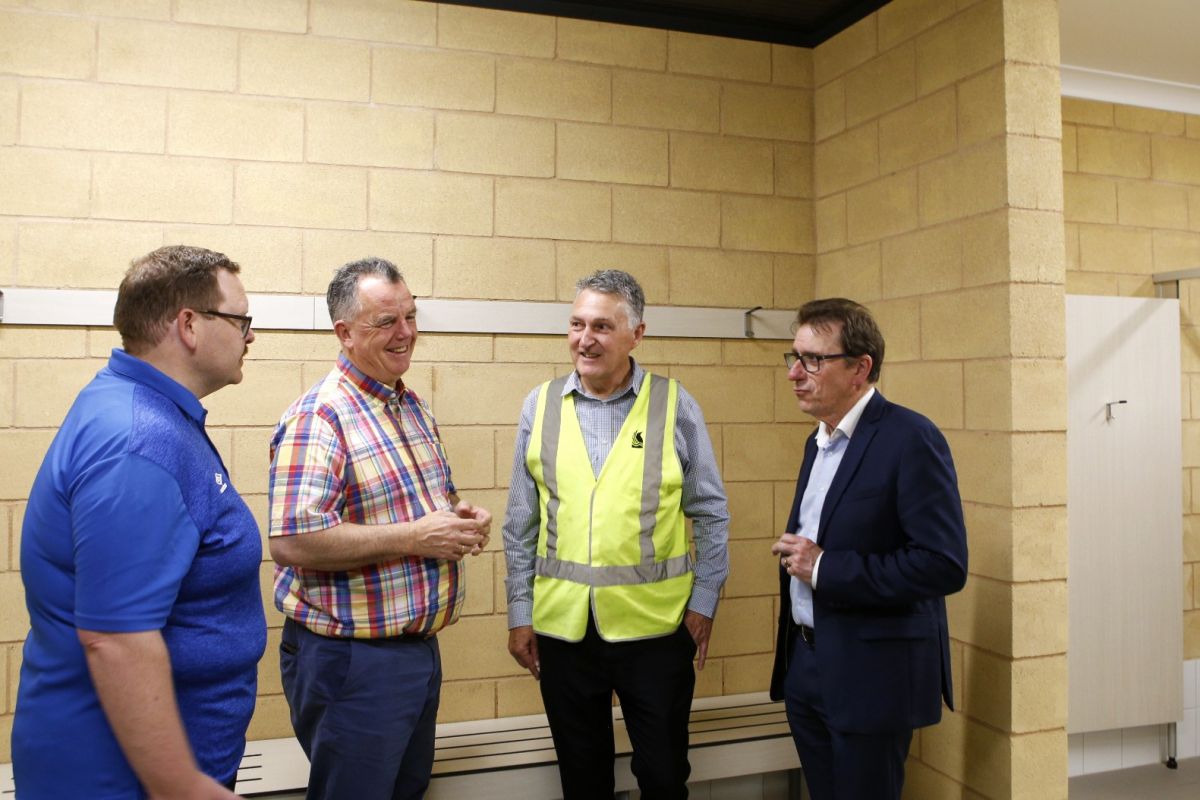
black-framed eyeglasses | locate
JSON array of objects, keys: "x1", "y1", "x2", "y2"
[
  {"x1": 201, "y1": 310, "x2": 253, "y2": 338},
  {"x1": 784, "y1": 351, "x2": 851, "y2": 373}
]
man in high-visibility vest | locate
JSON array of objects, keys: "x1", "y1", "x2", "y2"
[{"x1": 502, "y1": 269, "x2": 730, "y2": 800}]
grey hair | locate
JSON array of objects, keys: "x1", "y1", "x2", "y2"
[
  {"x1": 574, "y1": 269, "x2": 645, "y2": 328},
  {"x1": 326, "y1": 257, "x2": 404, "y2": 323}
]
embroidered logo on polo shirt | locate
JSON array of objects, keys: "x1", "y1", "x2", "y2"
[
  {"x1": 631, "y1": 431, "x2": 644, "y2": 449},
  {"x1": 214, "y1": 472, "x2": 229, "y2": 494}
]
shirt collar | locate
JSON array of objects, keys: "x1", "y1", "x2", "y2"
[
  {"x1": 336, "y1": 352, "x2": 405, "y2": 404},
  {"x1": 816, "y1": 386, "x2": 876, "y2": 447},
  {"x1": 564, "y1": 358, "x2": 644, "y2": 401},
  {"x1": 107, "y1": 348, "x2": 208, "y2": 425}
]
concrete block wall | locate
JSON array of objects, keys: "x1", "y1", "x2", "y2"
[
  {"x1": 812, "y1": 1, "x2": 1068, "y2": 797},
  {"x1": 0, "y1": 0, "x2": 815, "y2": 762},
  {"x1": 1062, "y1": 96, "x2": 1200, "y2": 659},
  {"x1": 1, "y1": 2, "x2": 1083, "y2": 797},
  {"x1": 1061, "y1": 94, "x2": 1200, "y2": 776}
]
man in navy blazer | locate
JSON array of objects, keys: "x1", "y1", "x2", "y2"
[{"x1": 769, "y1": 298, "x2": 968, "y2": 800}]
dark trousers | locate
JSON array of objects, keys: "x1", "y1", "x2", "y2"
[
  {"x1": 783, "y1": 634, "x2": 912, "y2": 800},
  {"x1": 280, "y1": 618, "x2": 442, "y2": 800},
  {"x1": 537, "y1": 619, "x2": 697, "y2": 800}
]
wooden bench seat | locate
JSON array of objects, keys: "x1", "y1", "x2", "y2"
[{"x1": 230, "y1": 691, "x2": 799, "y2": 798}]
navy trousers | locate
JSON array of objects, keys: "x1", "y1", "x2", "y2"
[
  {"x1": 537, "y1": 618, "x2": 697, "y2": 800},
  {"x1": 280, "y1": 618, "x2": 442, "y2": 800},
  {"x1": 783, "y1": 634, "x2": 912, "y2": 800}
]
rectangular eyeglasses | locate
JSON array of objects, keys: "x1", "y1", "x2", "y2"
[
  {"x1": 202, "y1": 310, "x2": 253, "y2": 338},
  {"x1": 784, "y1": 351, "x2": 850, "y2": 373}
]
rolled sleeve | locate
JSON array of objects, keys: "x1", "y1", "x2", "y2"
[{"x1": 268, "y1": 411, "x2": 346, "y2": 538}]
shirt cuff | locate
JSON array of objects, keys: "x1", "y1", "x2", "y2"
[
  {"x1": 507, "y1": 598, "x2": 534, "y2": 629},
  {"x1": 811, "y1": 552, "x2": 823, "y2": 589},
  {"x1": 687, "y1": 583, "x2": 720, "y2": 619}
]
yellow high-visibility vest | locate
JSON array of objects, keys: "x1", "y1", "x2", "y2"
[{"x1": 526, "y1": 372, "x2": 693, "y2": 642}]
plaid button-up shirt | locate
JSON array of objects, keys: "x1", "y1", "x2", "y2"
[{"x1": 269, "y1": 354, "x2": 461, "y2": 638}]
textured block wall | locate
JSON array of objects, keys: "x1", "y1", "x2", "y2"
[
  {"x1": 0, "y1": 0, "x2": 815, "y2": 760},
  {"x1": 1062, "y1": 96, "x2": 1200, "y2": 660},
  {"x1": 812, "y1": 1, "x2": 1068, "y2": 797}
]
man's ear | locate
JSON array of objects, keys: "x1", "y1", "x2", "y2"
[
  {"x1": 630, "y1": 321, "x2": 646, "y2": 348},
  {"x1": 855, "y1": 354, "x2": 874, "y2": 384},
  {"x1": 333, "y1": 319, "x2": 353, "y2": 351},
  {"x1": 176, "y1": 308, "x2": 200, "y2": 352}
]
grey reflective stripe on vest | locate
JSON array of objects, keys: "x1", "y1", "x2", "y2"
[
  {"x1": 538, "y1": 373, "x2": 684, "y2": 586},
  {"x1": 540, "y1": 376, "x2": 570, "y2": 557},
  {"x1": 637, "y1": 375, "x2": 670, "y2": 563},
  {"x1": 535, "y1": 552, "x2": 693, "y2": 586}
]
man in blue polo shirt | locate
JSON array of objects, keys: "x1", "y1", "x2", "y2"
[{"x1": 13, "y1": 245, "x2": 267, "y2": 799}]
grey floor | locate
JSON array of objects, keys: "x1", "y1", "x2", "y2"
[
  {"x1": 1069, "y1": 757, "x2": 1200, "y2": 799},
  {"x1": 252, "y1": 760, "x2": 1200, "y2": 799}
]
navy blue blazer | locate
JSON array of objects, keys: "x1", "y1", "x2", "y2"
[{"x1": 769, "y1": 390, "x2": 968, "y2": 734}]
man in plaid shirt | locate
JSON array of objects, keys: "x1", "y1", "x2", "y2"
[{"x1": 268, "y1": 257, "x2": 491, "y2": 800}]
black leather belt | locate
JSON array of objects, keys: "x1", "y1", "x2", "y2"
[
  {"x1": 798, "y1": 624, "x2": 815, "y2": 646},
  {"x1": 285, "y1": 617, "x2": 432, "y2": 643}
]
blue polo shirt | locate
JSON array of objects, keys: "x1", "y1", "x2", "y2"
[{"x1": 13, "y1": 349, "x2": 267, "y2": 799}]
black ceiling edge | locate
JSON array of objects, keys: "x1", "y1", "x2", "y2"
[
  {"x1": 434, "y1": 0, "x2": 879, "y2": 48},
  {"x1": 809, "y1": 0, "x2": 894, "y2": 45}
]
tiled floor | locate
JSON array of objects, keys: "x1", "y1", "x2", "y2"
[{"x1": 1068, "y1": 756, "x2": 1200, "y2": 799}]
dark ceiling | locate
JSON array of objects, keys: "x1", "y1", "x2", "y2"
[{"x1": 437, "y1": 0, "x2": 895, "y2": 48}]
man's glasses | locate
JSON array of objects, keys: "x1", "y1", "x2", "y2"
[
  {"x1": 784, "y1": 351, "x2": 851, "y2": 373},
  {"x1": 202, "y1": 310, "x2": 253, "y2": 338}
]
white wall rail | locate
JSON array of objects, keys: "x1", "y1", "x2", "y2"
[{"x1": 0, "y1": 288, "x2": 796, "y2": 341}]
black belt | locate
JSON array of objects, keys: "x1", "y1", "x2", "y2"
[
  {"x1": 798, "y1": 624, "x2": 815, "y2": 646},
  {"x1": 285, "y1": 617, "x2": 433, "y2": 643}
]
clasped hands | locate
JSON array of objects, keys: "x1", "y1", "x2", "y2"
[
  {"x1": 414, "y1": 500, "x2": 491, "y2": 562},
  {"x1": 771, "y1": 532, "x2": 821, "y2": 585}
]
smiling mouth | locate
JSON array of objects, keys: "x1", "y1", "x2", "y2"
[{"x1": 386, "y1": 345, "x2": 409, "y2": 355}]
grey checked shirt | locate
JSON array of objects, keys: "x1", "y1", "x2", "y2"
[{"x1": 502, "y1": 359, "x2": 731, "y2": 629}]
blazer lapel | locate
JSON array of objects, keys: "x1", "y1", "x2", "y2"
[
  {"x1": 816, "y1": 391, "x2": 886, "y2": 545},
  {"x1": 786, "y1": 431, "x2": 819, "y2": 534}
]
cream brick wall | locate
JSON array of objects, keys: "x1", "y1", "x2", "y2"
[
  {"x1": 1062, "y1": 95, "x2": 1200, "y2": 668},
  {"x1": 0, "y1": 1, "x2": 817, "y2": 762},
  {"x1": 0, "y1": 4, "x2": 1084, "y2": 797},
  {"x1": 813, "y1": 2, "x2": 1067, "y2": 798}
]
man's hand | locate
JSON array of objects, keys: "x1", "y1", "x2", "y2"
[
  {"x1": 453, "y1": 500, "x2": 492, "y2": 555},
  {"x1": 683, "y1": 610, "x2": 713, "y2": 671},
  {"x1": 80, "y1": 629, "x2": 241, "y2": 800},
  {"x1": 507, "y1": 626, "x2": 540, "y2": 679},
  {"x1": 773, "y1": 533, "x2": 822, "y2": 585},
  {"x1": 152, "y1": 773, "x2": 241, "y2": 800},
  {"x1": 410, "y1": 509, "x2": 487, "y2": 561}
]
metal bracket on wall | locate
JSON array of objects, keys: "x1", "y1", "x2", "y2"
[
  {"x1": 1152, "y1": 266, "x2": 1200, "y2": 299},
  {"x1": 743, "y1": 306, "x2": 763, "y2": 338}
]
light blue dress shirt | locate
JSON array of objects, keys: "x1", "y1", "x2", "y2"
[{"x1": 790, "y1": 387, "x2": 876, "y2": 627}]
